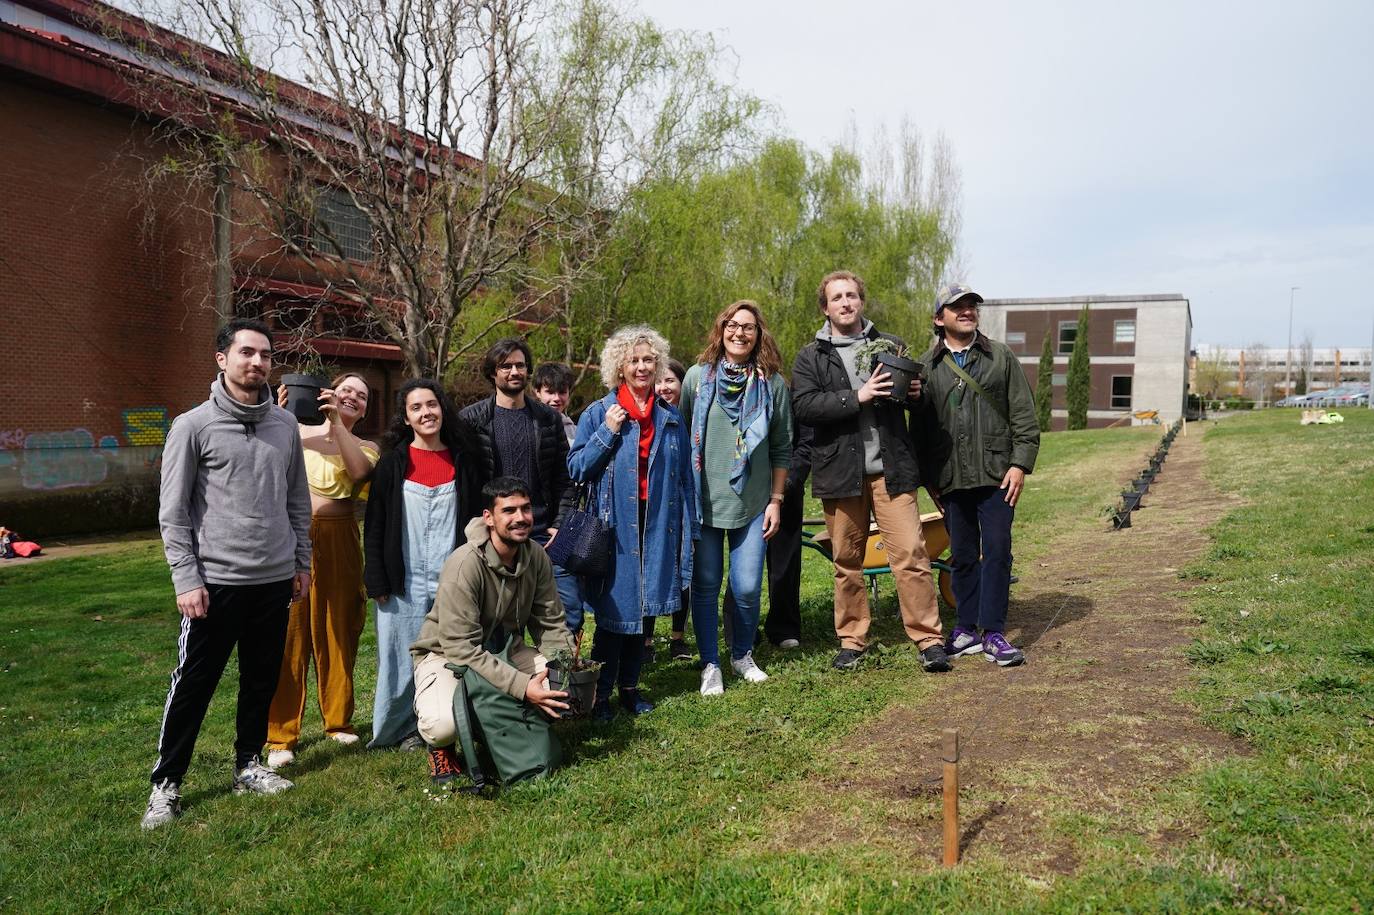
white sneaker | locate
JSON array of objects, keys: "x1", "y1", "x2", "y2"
[
  {"x1": 778, "y1": 638, "x2": 800, "y2": 650},
  {"x1": 266, "y1": 749, "x2": 295, "y2": 769},
  {"x1": 700, "y1": 663, "x2": 724, "y2": 696},
  {"x1": 329, "y1": 732, "x2": 360, "y2": 746},
  {"x1": 730, "y1": 652, "x2": 769, "y2": 683},
  {"x1": 140, "y1": 780, "x2": 181, "y2": 830},
  {"x1": 232, "y1": 758, "x2": 295, "y2": 796}
]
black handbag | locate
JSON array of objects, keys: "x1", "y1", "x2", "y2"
[{"x1": 545, "y1": 482, "x2": 612, "y2": 576}]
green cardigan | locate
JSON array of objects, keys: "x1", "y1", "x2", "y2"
[{"x1": 679, "y1": 364, "x2": 793, "y2": 528}]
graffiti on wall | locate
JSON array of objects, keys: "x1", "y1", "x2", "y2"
[
  {"x1": 123, "y1": 407, "x2": 170, "y2": 446},
  {"x1": 0, "y1": 406, "x2": 169, "y2": 492}
]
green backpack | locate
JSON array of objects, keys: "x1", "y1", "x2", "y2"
[{"x1": 445, "y1": 633, "x2": 561, "y2": 789}]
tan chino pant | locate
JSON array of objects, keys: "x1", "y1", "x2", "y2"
[{"x1": 823, "y1": 474, "x2": 943, "y2": 651}]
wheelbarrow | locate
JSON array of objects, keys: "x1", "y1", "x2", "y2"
[{"x1": 801, "y1": 510, "x2": 957, "y2": 608}]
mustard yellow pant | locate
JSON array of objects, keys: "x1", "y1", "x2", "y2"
[{"x1": 267, "y1": 515, "x2": 366, "y2": 750}]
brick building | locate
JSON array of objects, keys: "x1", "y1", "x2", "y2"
[
  {"x1": 977, "y1": 294, "x2": 1193, "y2": 430},
  {"x1": 1, "y1": 0, "x2": 411, "y2": 534}
]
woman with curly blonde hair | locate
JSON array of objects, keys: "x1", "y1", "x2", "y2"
[
  {"x1": 679, "y1": 300, "x2": 792, "y2": 696},
  {"x1": 565, "y1": 325, "x2": 698, "y2": 720}
]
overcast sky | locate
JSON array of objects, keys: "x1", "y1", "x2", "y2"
[{"x1": 634, "y1": 0, "x2": 1373, "y2": 349}]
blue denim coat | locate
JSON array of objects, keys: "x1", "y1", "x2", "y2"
[{"x1": 567, "y1": 391, "x2": 699, "y2": 635}]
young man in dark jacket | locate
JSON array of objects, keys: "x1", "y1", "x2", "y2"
[
  {"x1": 915, "y1": 283, "x2": 1040, "y2": 667},
  {"x1": 458, "y1": 339, "x2": 571, "y2": 545},
  {"x1": 792, "y1": 271, "x2": 951, "y2": 673},
  {"x1": 142, "y1": 318, "x2": 310, "y2": 829}
]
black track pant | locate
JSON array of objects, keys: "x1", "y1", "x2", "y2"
[{"x1": 150, "y1": 579, "x2": 293, "y2": 785}]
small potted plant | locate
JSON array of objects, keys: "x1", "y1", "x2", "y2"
[
  {"x1": 853, "y1": 338, "x2": 924, "y2": 404},
  {"x1": 281, "y1": 353, "x2": 331, "y2": 425},
  {"x1": 546, "y1": 645, "x2": 601, "y2": 719}
]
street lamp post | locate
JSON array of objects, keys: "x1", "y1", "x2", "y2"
[{"x1": 1285, "y1": 285, "x2": 1299, "y2": 401}]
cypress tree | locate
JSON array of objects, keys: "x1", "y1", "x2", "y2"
[
  {"x1": 1065, "y1": 305, "x2": 1091, "y2": 430},
  {"x1": 1035, "y1": 328, "x2": 1054, "y2": 431}
]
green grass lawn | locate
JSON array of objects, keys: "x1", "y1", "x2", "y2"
[{"x1": 1, "y1": 415, "x2": 1369, "y2": 912}]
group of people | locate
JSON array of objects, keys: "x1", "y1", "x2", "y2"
[{"x1": 140, "y1": 270, "x2": 1040, "y2": 829}]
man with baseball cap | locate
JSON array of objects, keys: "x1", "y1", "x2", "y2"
[{"x1": 915, "y1": 283, "x2": 1040, "y2": 667}]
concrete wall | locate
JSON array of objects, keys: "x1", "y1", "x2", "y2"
[{"x1": 976, "y1": 295, "x2": 1192, "y2": 427}]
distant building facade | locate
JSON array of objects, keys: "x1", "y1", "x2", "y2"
[
  {"x1": 1191, "y1": 345, "x2": 1372, "y2": 402},
  {"x1": 978, "y1": 294, "x2": 1193, "y2": 430}
]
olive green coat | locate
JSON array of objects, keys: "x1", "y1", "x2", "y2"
[{"x1": 914, "y1": 332, "x2": 1040, "y2": 494}]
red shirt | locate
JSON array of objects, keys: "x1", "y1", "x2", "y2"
[
  {"x1": 405, "y1": 444, "x2": 456, "y2": 487},
  {"x1": 616, "y1": 384, "x2": 655, "y2": 501}
]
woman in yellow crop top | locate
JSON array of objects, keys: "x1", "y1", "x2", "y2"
[{"x1": 266, "y1": 373, "x2": 379, "y2": 769}]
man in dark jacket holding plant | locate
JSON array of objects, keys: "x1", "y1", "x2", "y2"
[
  {"x1": 792, "y1": 270, "x2": 951, "y2": 673},
  {"x1": 915, "y1": 283, "x2": 1040, "y2": 667}
]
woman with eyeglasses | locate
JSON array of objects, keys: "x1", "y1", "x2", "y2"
[
  {"x1": 266, "y1": 373, "x2": 379, "y2": 768},
  {"x1": 679, "y1": 301, "x2": 792, "y2": 696}
]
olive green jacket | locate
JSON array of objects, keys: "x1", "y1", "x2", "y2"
[{"x1": 914, "y1": 332, "x2": 1040, "y2": 494}]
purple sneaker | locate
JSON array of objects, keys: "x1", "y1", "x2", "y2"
[
  {"x1": 982, "y1": 631, "x2": 1025, "y2": 667},
  {"x1": 945, "y1": 626, "x2": 984, "y2": 658}
]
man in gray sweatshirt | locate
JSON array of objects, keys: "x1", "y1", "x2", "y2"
[{"x1": 141, "y1": 318, "x2": 312, "y2": 830}]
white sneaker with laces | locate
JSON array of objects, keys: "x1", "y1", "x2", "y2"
[
  {"x1": 329, "y1": 732, "x2": 360, "y2": 746},
  {"x1": 232, "y1": 758, "x2": 295, "y2": 796},
  {"x1": 140, "y1": 780, "x2": 181, "y2": 830},
  {"x1": 730, "y1": 652, "x2": 769, "y2": 683},
  {"x1": 267, "y1": 749, "x2": 295, "y2": 769},
  {"x1": 700, "y1": 663, "x2": 724, "y2": 696}
]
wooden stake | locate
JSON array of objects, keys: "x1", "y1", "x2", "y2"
[{"x1": 942, "y1": 728, "x2": 960, "y2": 867}]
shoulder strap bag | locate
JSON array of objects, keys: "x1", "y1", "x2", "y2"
[{"x1": 942, "y1": 355, "x2": 1011, "y2": 424}]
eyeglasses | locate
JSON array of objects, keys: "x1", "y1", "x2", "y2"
[
  {"x1": 496, "y1": 362, "x2": 528, "y2": 374},
  {"x1": 723, "y1": 321, "x2": 758, "y2": 336}
]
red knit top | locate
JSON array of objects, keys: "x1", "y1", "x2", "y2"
[{"x1": 405, "y1": 444, "x2": 456, "y2": 487}]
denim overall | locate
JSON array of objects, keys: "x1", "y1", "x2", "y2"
[{"x1": 368, "y1": 479, "x2": 456, "y2": 747}]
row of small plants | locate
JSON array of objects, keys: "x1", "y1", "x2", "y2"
[{"x1": 1110, "y1": 418, "x2": 1183, "y2": 529}]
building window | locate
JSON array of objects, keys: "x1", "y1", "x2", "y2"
[
  {"x1": 1058, "y1": 321, "x2": 1077, "y2": 354},
  {"x1": 1004, "y1": 332, "x2": 1026, "y2": 347},
  {"x1": 1114, "y1": 320, "x2": 1136, "y2": 344},
  {"x1": 1111, "y1": 375, "x2": 1132, "y2": 409},
  {"x1": 1052, "y1": 373, "x2": 1067, "y2": 386},
  {"x1": 315, "y1": 188, "x2": 373, "y2": 263}
]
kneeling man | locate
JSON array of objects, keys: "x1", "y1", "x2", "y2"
[{"x1": 410, "y1": 477, "x2": 572, "y2": 786}]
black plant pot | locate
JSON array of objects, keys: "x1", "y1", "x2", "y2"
[
  {"x1": 547, "y1": 662, "x2": 600, "y2": 719},
  {"x1": 873, "y1": 353, "x2": 924, "y2": 404},
  {"x1": 282, "y1": 373, "x2": 327, "y2": 426},
  {"x1": 1113, "y1": 510, "x2": 1133, "y2": 530},
  {"x1": 1122, "y1": 490, "x2": 1143, "y2": 511}
]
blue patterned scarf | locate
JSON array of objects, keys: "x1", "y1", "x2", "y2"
[{"x1": 691, "y1": 359, "x2": 772, "y2": 495}]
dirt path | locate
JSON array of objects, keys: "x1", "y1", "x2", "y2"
[
  {"x1": 0, "y1": 529, "x2": 160, "y2": 566},
  {"x1": 779, "y1": 428, "x2": 1251, "y2": 874}
]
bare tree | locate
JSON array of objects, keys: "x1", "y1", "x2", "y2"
[
  {"x1": 1243, "y1": 342, "x2": 1271, "y2": 403},
  {"x1": 107, "y1": 0, "x2": 757, "y2": 377}
]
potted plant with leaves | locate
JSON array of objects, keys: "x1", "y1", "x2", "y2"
[
  {"x1": 852, "y1": 338, "x2": 924, "y2": 405},
  {"x1": 546, "y1": 644, "x2": 601, "y2": 719},
  {"x1": 281, "y1": 352, "x2": 332, "y2": 425}
]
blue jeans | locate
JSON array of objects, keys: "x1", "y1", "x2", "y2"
[
  {"x1": 691, "y1": 512, "x2": 767, "y2": 666},
  {"x1": 943, "y1": 486, "x2": 1015, "y2": 634}
]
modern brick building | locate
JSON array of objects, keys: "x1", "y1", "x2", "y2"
[
  {"x1": 977, "y1": 294, "x2": 1193, "y2": 430},
  {"x1": 0, "y1": 0, "x2": 410, "y2": 534}
]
